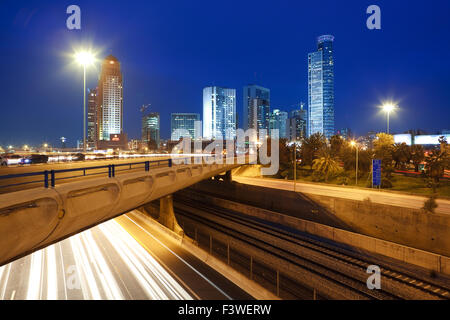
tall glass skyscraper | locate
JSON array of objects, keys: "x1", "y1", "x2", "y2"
[
  {"x1": 203, "y1": 86, "x2": 236, "y2": 140},
  {"x1": 171, "y1": 113, "x2": 201, "y2": 140},
  {"x1": 269, "y1": 109, "x2": 289, "y2": 139},
  {"x1": 98, "y1": 55, "x2": 123, "y2": 141},
  {"x1": 308, "y1": 35, "x2": 335, "y2": 139},
  {"x1": 142, "y1": 112, "x2": 160, "y2": 150},
  {"x1": 243, "y1": 85, "x2": 270, "y2": 133},
  {"x1": 87, "y1": 87, "x2": 98, "y2": 149},
  {"x1": 289, "y1": 105, "x2": 308, "y2": 141}
]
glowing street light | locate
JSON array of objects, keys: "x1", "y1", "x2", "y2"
[
  {"x1": 381, "y1": 103, "x2": 397, "y2": 134},
  {"x1": 350, "y1": 140, "x2": 359, "y2": 186},
  {"x1": 74, "y1": 50, "x2": 96, "y2": 153}
]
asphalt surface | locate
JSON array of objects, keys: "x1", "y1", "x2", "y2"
[
  {"x1": 0, "y1": 212, "x2": 251, "y2": 300},
  {"x1": 233, "y1": 176, "x2": 450, "y2": 215}
]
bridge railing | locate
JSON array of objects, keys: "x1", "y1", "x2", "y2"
[
  {"x1": 0, "y1": 155, "x2": 230, "y2": 190},
  {"x1": 0, "y1": 158, "x2": 179, "y2": 190}
]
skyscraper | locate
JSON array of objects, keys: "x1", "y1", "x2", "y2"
[
  {"x1": 203, "y1": 86, "x2": 236, "y2": 140},
  {"x1": 243, "y1": 85, "x2": 270, "y2": 133},
  {"x1": 269, "y1": 109, "x2": 289, "y2": 139},
  {"x1": 98, "y1": 55, "x2": 123, "y2": 142},
  {"x1": 142, "y1": 112, "x2": 160, "y2": 150},
  {"x1": 289, "y1": 104, "x2": 308, "y2": 141},
  {"x1": 308, "y1": 35, "x2": 335, "y2": 139},
  {"x1": 87, "y1": 87, "x2": 98, "y2": 149},
  {"x1": 171, "y1": 113, "x2": 201, "y2": 141}
]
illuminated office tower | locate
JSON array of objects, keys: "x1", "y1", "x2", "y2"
[
  {"x1": 87, "y1": 87, "x2": 98, "y2": 149},
  {"x1": 308, "y1": 35, "x2": 335, "y2": 139},
  {"x1": 203, "y1": 86, "x2": 236, "y2": 140},
  {"x1": 142, "y1": 112, "x2": 160, "y2": 150},
  {"x1": 243, "y1": 85, "x2": 270, "y2": 134},
  {"x1": 98, "y1": 55, "x2": 123, "y2": 141},
  {"x1": 171, "y1": 113, "x2": 201, "y2": 140},
  {"x1": 269, "y1": 109, "x2": 289, "y2": 139}
]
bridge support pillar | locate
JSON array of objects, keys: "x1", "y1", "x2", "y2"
[
  {"x1": 224, "y1": 170, "x2": 232, "y2": 182},
  {"x1": 158, "y1": 195, "x2": 183, "y2": 235}
]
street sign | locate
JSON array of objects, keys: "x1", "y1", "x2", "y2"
[{"x1": 372, "y1": 159, "x2": 381, "y2": 187}]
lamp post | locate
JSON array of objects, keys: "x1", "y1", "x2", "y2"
[
  {"x1": 75, "y1": 51, "x2": 95, "y2": 153},
  {"x1": 381, "y1": 103, "x2": 396, "y2": 134},
  {"x1": 350, "y1": 141, "x2": 359, "y2": 185}
]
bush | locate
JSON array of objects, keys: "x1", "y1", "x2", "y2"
[{"x1": 423, "y1": 194, "x2": 438, "y2": 214}]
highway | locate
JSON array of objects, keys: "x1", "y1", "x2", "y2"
[
  {"x1": 233, "y1": 176, "x2": 450, "y2": 215},
  {"x1": 0, "y1": 211, "x2": 251, "y2": 300}
]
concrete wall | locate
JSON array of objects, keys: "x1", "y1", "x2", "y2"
[
  {"x1": 190, "y1": 180, "x2": 450, "y2": 257},
  {"x1": 180, "y1": 189, "x2": 450, "y2": 276},
  {"x1": 0, "y1": 163, "x2": 240, "y2": 266}
]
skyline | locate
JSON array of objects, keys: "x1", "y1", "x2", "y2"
[{"x1": 1, "y1": 0, "x2": 450, "y2": 147}]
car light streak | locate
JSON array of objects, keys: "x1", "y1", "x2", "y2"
[{"x1": 0, "y1": 219, "x2": 192, "y2": 300}]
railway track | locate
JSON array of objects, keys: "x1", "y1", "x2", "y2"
[{"x1": 172, "y1": 193, "x2": 450, "y2": 300}]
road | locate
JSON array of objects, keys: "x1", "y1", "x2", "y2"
[
  {"x1": 0, "y1": 211, "x2": 251, "y2": 300},
  {"x1": 233, "y1": 176, "x2": 450, "y2": 215}
]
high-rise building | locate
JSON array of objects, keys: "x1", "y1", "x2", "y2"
[
  {"x1": 142, "y1": 112, "x2": 160, "y2": 150},
  {"x1": 269, "y1": 109, "x2": 289, "y2": 139},
  {"x1": 289, "y1": 105, "x2": 308, "y2": 142},
  {"x1": 308, "y1": 35, "x2": 335, "y2": 140},
  {"x1": 171, "y1": 113, "x2": 201, "y2": 141},
  {"x1": 87, "y1": 87, "x2": 98, "y2": 149},
  {"x1": 203, "y1": 86, "x2": 236, "y2": 140},
  {"x1": 97, "y1": 55, "x2": 123, "y2": 142},
  {"x1": 336, "y1": 128, "x2": 353, "y2": 140},
  {"x1": 243, "y1": 85, "x2": 270, "y2": 133}
]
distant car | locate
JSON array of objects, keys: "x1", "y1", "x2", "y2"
[
  {"x1": 22, "y1": 154, "x2": 49, "y2": 164},
  {"x1": 0, "y1": 154, "x2": 23, "y2": 166},
  {"x1": 71, "y1": 153, "x2": 85, "y2": 161}
]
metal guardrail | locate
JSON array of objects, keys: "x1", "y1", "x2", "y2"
[{"x1": 0, "y1": 158, "x2": 175, "y2": 189}]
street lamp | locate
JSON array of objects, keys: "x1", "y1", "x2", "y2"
[
  {"x1": 381, "y1": 103, "x2": 396, "y2": 134},
  {"x1": 350, "y1": 140, "x2": 359, "y2": 186},
  {"x1": 74, "y1": 51, "x2": 96, "y2": 153}
]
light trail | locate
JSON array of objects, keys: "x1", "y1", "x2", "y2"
[{"x1": 0, "y1": 219, "x2": 192, "y2": 300}]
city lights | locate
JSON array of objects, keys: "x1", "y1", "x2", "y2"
[{"x1": 74, "y1": 51, "x2": 95, "y2": 67}]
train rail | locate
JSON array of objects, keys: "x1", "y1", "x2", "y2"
[{"x1": 173, "y1": 193, "x2": 450, "y2": 300}]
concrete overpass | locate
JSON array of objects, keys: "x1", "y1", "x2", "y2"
[{"x1": 0, "y1": 160, "x2": 241, "y2": 266}]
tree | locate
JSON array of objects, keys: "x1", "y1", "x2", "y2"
[
  {"x1": 330, "y1": 135, "x2": 344, "y2": 158},
  {"x1": 424, "y1": 149, "x2": 448, "y2": 189},
  {"x1": 373, "y1": 133, "x2": 395, "y2": 188},
  {"x1": 392, "y1": 143, "x2": 411, "y2": 169},
  {"x1": 299, "y1": 132, "x2": 327, "y2": 166},
  {"x1": 340, "y1": 143, "x2": 372, "y2": 174},
  {"x1": 312, "y1": 153, "x2": 342, "y2": 182},
  {"x1": 410, "y1": 145, "x2": 425, "y2": 172},
  {"x1": 270, "y1": 138, "x2": 294, "y2": 179}
]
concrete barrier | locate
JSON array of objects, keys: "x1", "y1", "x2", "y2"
[
  {"x1": 125, "y1": 210, "x2": 280, "y2": 300},
  {"x1": 179, "y1": 190, "x2": 450, "y2": 276},
  {"x1": 0, "y1": 162, "x2": 241, "y2": 266}
]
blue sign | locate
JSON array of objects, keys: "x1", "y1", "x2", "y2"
[{"x1": 372, "y1": 159, "x2": 381, "y2": 186}]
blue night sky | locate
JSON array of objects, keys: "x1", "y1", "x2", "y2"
[{"x1": 0, "y1": 0, "x2": 449, "y2": 147}]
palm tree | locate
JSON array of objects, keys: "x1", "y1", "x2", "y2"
[{"x1": 312, "y1": 154, "x2": 341, "y2": 182}]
